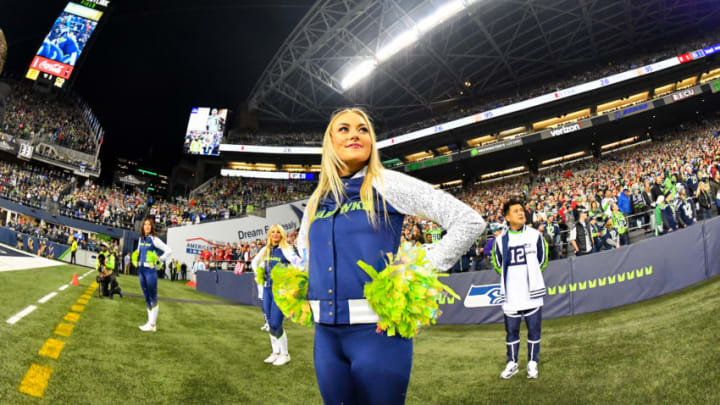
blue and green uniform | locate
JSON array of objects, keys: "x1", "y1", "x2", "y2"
[
  {"x1": 297, "y1": 168, "x2": 485, "y2": 405},
  {"x1": 261, "y1": 245, "x2": 290, "y2": 338},
  {"x1": 132, "y1": 236, "x2": 168, "y2": 309}
]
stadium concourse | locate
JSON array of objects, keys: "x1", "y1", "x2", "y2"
[{"x1": 2, "y1": 0, "x2": 720, "y2": 403}]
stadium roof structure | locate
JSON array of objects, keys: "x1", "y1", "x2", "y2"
[{"x1": 247, "y1": 0, "x2": 720, "y2": 126}]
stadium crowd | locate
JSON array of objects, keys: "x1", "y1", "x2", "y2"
[
  {"x1": 1, "y1": 112, "x2": 719, "y2": 271},
  {"x1": 0, "y1": 160, "x2": 69, "y2": 210},
  {"x1": 227, "y1": 130, "x2": 322, "y2": 147},
  {"x1": 0, "y1": 158, "x2": 315, "y2": 230},
  {"x1": 1, "y1": 211, "x2": 117, "y2": 255},
  {"x1": 149, "y1": 177, "x2": 315, "y2": 228},
  {"x1": 2, "y1": 80, "x2": 98, "y2": 154},
  {"x1": 190, "y1": 118, "x2": 720, "y2": 273},
  {"x1": 444, "y1": 118, "x2": 720, "y2": 269}
]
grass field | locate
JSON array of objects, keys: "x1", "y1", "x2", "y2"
[{"x1": 1, "y1": 264, "x2": 718, "y2": 404}]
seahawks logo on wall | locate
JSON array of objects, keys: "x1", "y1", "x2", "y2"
[{"x1": 463, "y1": 284, "x2": 503, "y2": 308}]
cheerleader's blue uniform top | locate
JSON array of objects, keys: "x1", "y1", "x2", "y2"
[{"x1": 296, "y1": 167, "x2": 485, "y2": 405}]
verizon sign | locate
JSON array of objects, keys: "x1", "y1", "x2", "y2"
[
  {"x1": 550, "y1": 122, "x2": 582, "y2": 137},
  {"x1": 30, "y1": 56, "x2": 73, "y2": 79},
  {"x1": 671, "y1": 88, "x2": 695, "y2": 102}
]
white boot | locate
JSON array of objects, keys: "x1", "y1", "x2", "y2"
[
  {"x1": 138, "y1": 308, "x2": 152, "y2": 330},
  {"x1": 264, "y1": 335, "x2": 280, "y2": 363},
  {"x1": 527, "y1": 361, "x2": 538, "y2": 379},
  {"x1": 140, "y1": 306, "x2": 158, "y2": 332},
  {"x1": 273, "y1": 332, "x2": 291, "y2": 366}
]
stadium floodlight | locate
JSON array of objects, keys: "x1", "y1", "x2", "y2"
[
  {"x1": 340, "y1": 0, "x2": 478, "y2": 91},
  {"x1": 376, "y1": 30, "x2": 420, "y2": 62},
  {"x1": 416, "y1": 0, "x2": 466, "y2": 33},
  {"x1": 341, "y1": 59, "x2": 378, "y2": 90}
]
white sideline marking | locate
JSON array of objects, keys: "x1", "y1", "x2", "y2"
[
  {"x1": 7, "y1": 305, "x2": 38, "y2": 324},
  {"x1": 37, "y1": 292, "x2": 57, "y2": 304},
  {"x1": 58, "y1": 285, "x2": 69, "y2": 291}
]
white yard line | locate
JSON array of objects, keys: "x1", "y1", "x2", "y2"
[
  {"x1": 3, "y1": 254, "x2": 96, "y2": 325},
  {"x1": 6, "y1": 305, "x2": 38, "y2": 324},
  {"x1": 37, "y1": 292, "x2": 57, "y2": 304}
]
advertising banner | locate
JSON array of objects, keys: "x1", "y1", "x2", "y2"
[
  {"x1": 539, "y1": 118, "x2": 593, "y2": 141},
  {"x1": 610, "y1": 102, "x2": 654, "y2": 121},
  {"x1": 167, "y1": 200, "x2": 308, "y2": 268}
]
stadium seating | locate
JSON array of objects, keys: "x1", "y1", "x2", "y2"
[
  {"x1": 1, "y1": 80, "x2": 100, "y2": 168},
  {"x1": 223, "y1": 32, "x2": 720, "y2": 147},
  {"x1": 0, "y1": 159, "x2": 316, "y2": 231},
  {"x1": 153, "y1": 176, "x2": 315, "y2": 228}
]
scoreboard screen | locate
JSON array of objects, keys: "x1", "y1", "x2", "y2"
[
  {"x1": 184, "y1": 107, "x2": 228, "y2": 156},
  {"x1": 25, "y1": 1, "x2": 110, "y2": 88}
]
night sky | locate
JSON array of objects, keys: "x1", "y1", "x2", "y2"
[{"x1": 1, "y1": 0, "x2": 315, "y2": 180}]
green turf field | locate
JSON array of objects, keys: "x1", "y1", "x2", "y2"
[{"x1": 1, "y1": 264, "x2": 718, "y2": 404}]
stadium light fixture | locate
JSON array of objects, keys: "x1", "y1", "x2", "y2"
[
  {"x1": 416, "y1": 0, "x2": 466, "y2": 33},
  {"x1": 341, "y1": 59, "x2": 378, "y2": 90},
  {"x1": 376, "y1": 30, "x2": 419, "y2": 62},
  {"x1": 340, "y1": 0, "x2": 478, "y2": 91}
]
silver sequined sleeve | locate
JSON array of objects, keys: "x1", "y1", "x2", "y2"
[
  {"x1": 377, "y1": 169, "x2": 486, "y2": 271},
  {"x1": 295, "y1": 201, "x2": 311, "y2": 265}
]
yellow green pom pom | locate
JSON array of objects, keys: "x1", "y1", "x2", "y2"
[
  {"x1": 271, "y1": 264, "x2": 313, "y2": 328},
  {"x1": 255, "y1": 266, "x2": 266, "y2": 286},
  {"x1": 358, "y1": 242, "x2": 459, "y2": 339}
]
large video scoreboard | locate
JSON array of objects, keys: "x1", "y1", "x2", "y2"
[{"x1": 25, "y1": 0, "x2": 110, "y2": 88}]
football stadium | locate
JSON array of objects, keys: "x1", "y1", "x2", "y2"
[{"x1": 1, "y1": 1, "x2": 719, "y2": 404}]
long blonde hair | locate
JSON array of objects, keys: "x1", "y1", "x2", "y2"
[
  {"x1": 306, "y1": 108, "x2": 387, "y2": 230},
  {"x1": 264, "y1": 224, "x2": 289, "y2": 262}
]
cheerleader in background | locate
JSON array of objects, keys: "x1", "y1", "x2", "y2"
[
  {"x1": 134, "y1": 218, "x2": 172, "y2": 332},
  {"x1": 251, "y1": 225, "x2": 303, "y2": 366}
]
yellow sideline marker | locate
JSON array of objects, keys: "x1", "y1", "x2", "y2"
[
  {"x1": 38, "y1": 338, "x2": 66, "y2": 359},
  {"x1": 81, "y1": 294, "x2": 92, "y2": 300},
  {"x1": 18, "y1": 364, "x2": 53, "y2": 398},
  {"x1": 64, "y1": 312, "x2": 80, "y2": 323},
  {"x1": 53, "y1": 323, "x2": 74, "y2": 337},
  {"x1": 19, "y1": 284, "x2": 95, "y2": 398}
]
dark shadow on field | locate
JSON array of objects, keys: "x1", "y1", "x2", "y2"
[{"x1": 121, "y1": 292, "x2": 242, "y2": 306}]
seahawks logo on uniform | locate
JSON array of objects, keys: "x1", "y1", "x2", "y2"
[{"x1": 464, "y1": 284, "x2": 503, "y2": 308}]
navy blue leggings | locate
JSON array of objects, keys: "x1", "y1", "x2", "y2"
[
  {"x1": 314, "y1": 323, "x2": 413, "y2": 405},
  {"x1": 504, "y1": 306, "x2": 542, "y2": 363},
  {"x1": 138, "y1": 266, "x2": 158, "y2": 309},
  {"x1": 262, "y1": 286, "x2": 284, "y2": 338}
]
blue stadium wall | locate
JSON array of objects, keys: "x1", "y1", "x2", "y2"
[
  {"x1": 0, "y1": 197, "x2": 140, "y2": 254},
  {"x1": 196, "y1": 216, "x2": 720, "y2": 324}
]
